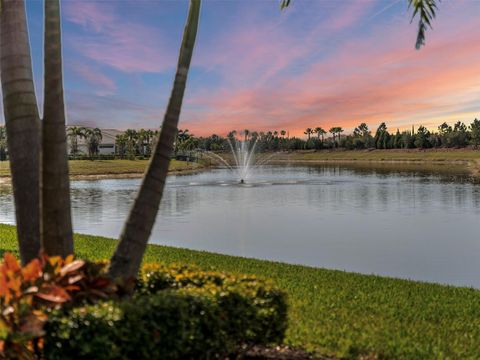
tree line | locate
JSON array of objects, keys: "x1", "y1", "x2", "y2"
[{"x1": 183, "y1": 119, "x2": 480, "y2": 153}]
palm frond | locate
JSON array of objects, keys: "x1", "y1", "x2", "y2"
[
  {"x1": 280, "y1": 0, "x2": 291, "y2": 11},
  {"x1": 408, "y1": 0, "x2": 439, "y2": 49}
]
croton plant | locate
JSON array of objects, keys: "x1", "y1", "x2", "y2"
[{"x1": 0, "y1": 253, "x2": 121, "y2": 359}]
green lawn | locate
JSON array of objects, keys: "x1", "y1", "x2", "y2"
[
  {"x1": 2, "y1": 224, "x2": 480, "y2": 359},
  {"x1": 274, "y1": 149, "x2": 480, "y2": 162},
  {"x1": 0, "y1": 159, "x2": 202, "y2": 177}
]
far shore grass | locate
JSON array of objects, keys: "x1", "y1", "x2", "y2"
[
  {"x1": 1, "y1": 223, "x2": 480, "y2": 359},
  {"x1": 273, "y1": 148, "x2": 480, "y2": 162},
  {"x1": 2, "y1": 149, "x2": 480, "y2": 180},
  {"x1": 0, "y1": 159, "x2": 203, "y2": 179}
]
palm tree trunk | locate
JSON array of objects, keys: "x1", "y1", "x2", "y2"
[
  {"x1": 0, "y1": 0, "x2": 41, "y2": 264},
  {"x1": 41, "y1": 0, "x2": 73, "y2": 257},
  {"x1": 109, "y1": 0, "x2": 201, "y2": 279}
]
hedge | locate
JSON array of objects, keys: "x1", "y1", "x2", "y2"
[{"x1": 43, "y1": 264, "x2": 287, "y2": 359}]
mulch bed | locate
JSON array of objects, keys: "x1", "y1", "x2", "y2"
[{"x1": 232, "y1": 345, "x2": 335, "y2": 360}]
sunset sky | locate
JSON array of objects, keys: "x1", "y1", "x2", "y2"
[{"x1": 3, "y1": 0, "x2": 480, "y2": 137}]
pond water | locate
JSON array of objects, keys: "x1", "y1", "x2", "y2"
[{"x1": 1, "y1": 163, "x2": 480, "y2": 288}]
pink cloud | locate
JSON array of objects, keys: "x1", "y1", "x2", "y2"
[
  {"x1": 323, "y1": 1, "x2": 375, "y2": 31},
  {"x1": 183, "y1": 7, "x2": 480, "y2": 137},
  {"x1": 70, "y1": 62, "x2": 116, "y2": 96},
  {"x1": 63, "y1": 2, "x2": 174, "y2": 73}
]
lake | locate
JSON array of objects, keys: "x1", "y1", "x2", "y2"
[{"x1": 1, "y1": 163, "x2": 480, "y2": 287}]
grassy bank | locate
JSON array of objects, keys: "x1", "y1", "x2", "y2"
[
  {"x1": 0, "y1": 159, "x2": 203, "y2": 179},
  {"x1": 273, "y1": 148, "x2": 480, "y2": 162},
  {"x1": 1, "y1": 224, "x2": 479, "y2": 359}
]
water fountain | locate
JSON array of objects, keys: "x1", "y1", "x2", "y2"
[
  {"x1": 227, "y1": 137, "x2": 258, "y2": 183},
  {"x1": 201, "y1": 133, "x2": 276, "y2": 183}
]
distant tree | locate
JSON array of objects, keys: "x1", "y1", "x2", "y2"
[
  {"x1": 336, "y1": 127, "x2": 344, "y2": 143},
  {"x1": 304, "y1": 128, "x2": 313, "y2": 140},
  {"x1": 470, "y1": 119, "x2": 480, "y2": 148},
  {"x1": 447, "y1": 121, "x2": 469, "y2": 147},
  {"x1": 124, "y1": 129, "x2": 138, "y2": 158},
  {"x1": 353, "y1": 123, "x2": 370, "y2": 138},
  {"x1": 374, "y1": 123, "x2": 389, "y2": 149},
  {"x1": 414, "y1": 125, "x2": 430, "y2": 148},
  {"x1": 85, "y1": 128, "x2": 103, "y2": 158},
  {"x1": 314, "y1": 127, "x2": 326, "y2": 142},
  {"x1": 328, "y1": 127, "x2": 337, "y2": 146},
  {"x1": 280, "y1": 130, "x2": 287, "y2": 138},
  {"x1": 67, "y1": 126, "x2": 87, "y2": 157},
  {"x1": 115, "y1": 134, "x2": 128, "y2": 159}
]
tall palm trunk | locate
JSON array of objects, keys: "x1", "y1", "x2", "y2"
[
  {"x1": 109, "y1": 0, "x2": 201, "y2": 279},
  {"x1": 41, "y1": 0, "x2": 73, "y2": 256},
  {"x1": 0, "y1": 0, "x2": 41, "y2": 264}
]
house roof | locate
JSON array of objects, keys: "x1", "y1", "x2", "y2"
[{"x1": 66, "y1": 126, "x2": 124, "y2": 145}]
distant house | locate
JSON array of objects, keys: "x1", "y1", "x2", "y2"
[{"x1": 67, "y1": 127, "x2": 124, "y2": 156}]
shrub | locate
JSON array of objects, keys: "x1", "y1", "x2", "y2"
[
  {"x1": 139, "y1": 263, "x2": 288, "y2": 344},
  {"x1": 44, "y1": 292, "x2": 227, "y2": 360},
  {"x1": 44, "y1": 264, "x2": 288, "y2": 360}
]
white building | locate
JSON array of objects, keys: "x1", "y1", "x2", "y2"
[{"x1": 67, "y1": 127, "x2": 124, "y2": 156}]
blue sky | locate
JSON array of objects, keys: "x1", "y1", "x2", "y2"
[{"x1": 1, "y1": 0, "x2": 480, "y2": 136}]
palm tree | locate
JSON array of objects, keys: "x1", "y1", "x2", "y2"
[
  {"x1": 85, "y1": 128, "x2": 103, "y2": 158},
  {"x1": 281, "y1": 0, "x2": 439, "y2": 49},
  {"x1": 67, "y1": 126, "x2": 87, "y2": 157},
  {"x1": 41, "y1": 0, "x2": 73, "y2": 257},
  {"x1": 304, "y1": 128, "x2": 313, "y2": 140},
  {"x1": 1, "y1": 0, "x2": 42, "y2": 264},
  {"x1": 280, "y1": 130, "x2": 286, "y2": 138},
  {"x1": 143, "y1": 129, "x2": 155, "y2": 156},
  {"x1": 109, "y1": 0, "x2": 201, "y2": 278},
  {"x1": 124, "y1": 129, "x2": 138, "y2": 159},
  {"x1": 329, "y1": 127, "x2": 337, "y2": 145},
  {"x1": 314, "y1": 127, "x2": 326, "y2": 142},
  {"x1": 137, "y1": 129, "x2": 154, "y2": 156},
  {"x1": 115, "y1": 134, "x2": 128, "y2": 159},
  {"x1": 336, "y1": 127, "x2": 344, "y2": 143},
  {"x1": 243, "y1": 129, "x2": 250, "y2": 142}
]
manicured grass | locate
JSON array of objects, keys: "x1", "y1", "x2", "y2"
[
  {"x1": 274, "y1": 149, "x2": 480, "y2": 162},
  {"x1": 2, "y1": 224, "x2": 480, "y2": 359},
  {"x1": 0, "y1": 159, "x2": 202, "y2": 178}
]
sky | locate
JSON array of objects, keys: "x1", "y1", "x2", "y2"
[{"x1": 2, "y1": 0, "x2": 480, "y2": 137}]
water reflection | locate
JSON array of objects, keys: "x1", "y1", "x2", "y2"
[{"x1": 1, "y1": 164, "x2": 479, "y2": 287}]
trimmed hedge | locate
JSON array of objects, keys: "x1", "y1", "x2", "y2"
[{"x1": 43, "y1": 264, "x2": 287, "y2": 359}]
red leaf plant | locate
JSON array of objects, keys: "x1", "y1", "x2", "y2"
[{"x1": 0, "y1": 253, "x2": 117, "y2": 359}]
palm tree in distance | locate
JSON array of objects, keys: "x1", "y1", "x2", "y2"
[
  {"x1": 304, "y1": 128, "x2": 313, "y2": 140},
  {"x1": 314, "y1": 127, "x2": 326, "y2": 142},
  {"x1": 85, "y1": 128, "x2": 103, "y2": 158},
  {"x1": 124, "y1": 129, "x2": 138, "y2": 158},
  {"x1": 67, "y1": 126, "x2": 87, "y2": 157},
  {"x1": 329, "y1": 127, "x2": 337, "y2": 146},
  {"x1": 115, "y1": 134, "x2": 128, "y2": 159},
  {"x1": 280, "y1": 130, "x2": 286, "y2": 138},
  {"x1": 336, "y1": 127, "x2": 344, "y2": 143},
  {"x1": 281, "y1": 0, "x2": 439, "y2": 50}
]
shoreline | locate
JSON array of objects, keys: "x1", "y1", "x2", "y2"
[
  {"x1": 2, "y1": 150, "x2": 480, "y2": 183},
  {"x1": 0, "y1": 163, "x2": 207, "y2": 185}
]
